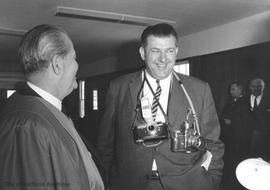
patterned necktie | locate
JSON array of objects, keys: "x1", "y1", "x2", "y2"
[{"x1": 151, "y1": 80, "x2": 161, "y2": 120}]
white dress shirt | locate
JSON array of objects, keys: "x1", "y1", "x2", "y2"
[
  {"x1": 143, "y1": 71, "x2": 171, "y2": 123},
  {"x1": 250, "y1": 94, "x2": 262, "y2": 108}
]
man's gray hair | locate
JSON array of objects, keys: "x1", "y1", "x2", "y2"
[{"x1": 18, "y1": 24, "x2": 71, "y2": 75}]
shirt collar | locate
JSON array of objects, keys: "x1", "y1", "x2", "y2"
[
  {"x1": 144, "y1": 70, "x2": 172, "y2": 89},
  {"x1": 251, "y1": 94, "x2": 262, "y2": 99},
  {"x1": 27, "y1": 81, "x2": 62, "y2": 111}
]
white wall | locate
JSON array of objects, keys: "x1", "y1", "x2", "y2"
[{"x1": 179, "y1": 10, "x2": 270, "y2": 59}]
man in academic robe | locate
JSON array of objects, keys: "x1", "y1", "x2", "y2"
[{"x1": 0, "y1": 24, "x2": 104, "y2": 190}]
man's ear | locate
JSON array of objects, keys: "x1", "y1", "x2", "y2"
[
  {"x1": 139, "y1": 46, "x2": 145, "y2": 61},
  {"x1": 51, "y1": 55, "x2": 63, "y2": 75}
]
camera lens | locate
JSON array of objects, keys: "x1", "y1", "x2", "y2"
[
  {"x1": 147, "y1": 125, "x2": 155, "y2": 131},
  {"x1": 191, "y1": 136, "x2": 206, "y2": 150}
]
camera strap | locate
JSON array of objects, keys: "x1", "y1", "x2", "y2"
[
  {"x1": 144, "y1": 71, "x2": 172, "y2": 139},
  {"x1": 143, "y1": 70, "x2": 201, "y2": 135},
  {"x1": 143, "y1": 71, "x2": 171, "y2": 128},
  {"x1": 172, "y1": 72, "x2": 201, "y2": 135},
  {"x1": 131, "y1": 74, "x2": 165, "y2": 148}
]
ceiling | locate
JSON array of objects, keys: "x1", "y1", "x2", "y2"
[{"x1": 0, "y1": 0, "x2": 270, "y2": 72}]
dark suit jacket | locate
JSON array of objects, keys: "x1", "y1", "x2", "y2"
[
  {"x1": 0, "y1": 85, "x2": 92, "y2": 190},
  {"x1": 220, "y1": 97, "x2": 244, "y2": 152},
  {"x1": 233, "y1": 94, "x2": 270, "y2": 161},
  {"x1": 97, "y1": 71, "x2": 224, "y2": 190}
]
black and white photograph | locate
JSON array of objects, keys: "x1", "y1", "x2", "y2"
[{"x1": 0, "y1": 1, "x2": 270, "y2": 190}]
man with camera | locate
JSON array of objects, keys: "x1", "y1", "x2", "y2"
[{"x1": 97, "y1": 23, "x2": 224, "y2": 190}]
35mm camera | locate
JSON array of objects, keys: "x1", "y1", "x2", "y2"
[
  {"x1": 132, "y1": 122, "x2": 169, "y2": 144},
  {"x1": 171, "y1": 122, "x2": 206, "y2": 153}
]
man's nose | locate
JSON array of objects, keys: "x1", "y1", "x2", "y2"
[{"x1": 159, "y1": 52, "x2": 167, "y2": 62}]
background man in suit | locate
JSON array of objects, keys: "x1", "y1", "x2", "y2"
[
  {"x1": 220, "y1": 81, "x2": 244, "y2": 187},
  {"x1": 234, "y1": 78, "x2": 270, "y2": 162},
  {"x1": 97, "y1": 23, "x2": 224, "y2": 190},
  {"x1": 231, "y1": 78, "x2": 270, "y2": 189},
  {"x1": 222, "y1": 81, "x2": 244, "y2": 127},
  {"x1": 0, "y1": 24, "x2": 104, "y2": 190},
  {"x1": 248, "y1": 78, "x2": 270, "y2": 159}
]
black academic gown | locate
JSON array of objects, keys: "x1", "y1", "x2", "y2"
[{"x1": 0, "y1": 83, "x2": 104, "y2": 190}]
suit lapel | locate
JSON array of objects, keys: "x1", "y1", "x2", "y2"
[
  {"x1": 37, "y1": 97, "x2": 103, "y2": 188},
  {"x1": 258, "y1": 95, "x2": 268, "y2": 110},
  {"x1": 35, "y1": 96, "x2": 77, "y2": 143},
  {"x1": 129, "y1": 71, "x2": 146, "y2": 124},
  {"x1": 167, "y1": 75, "x2": 190, "y2": 129},
  {"x1": 129, "y1": 72, "x2": 143, "y2": 107}
]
